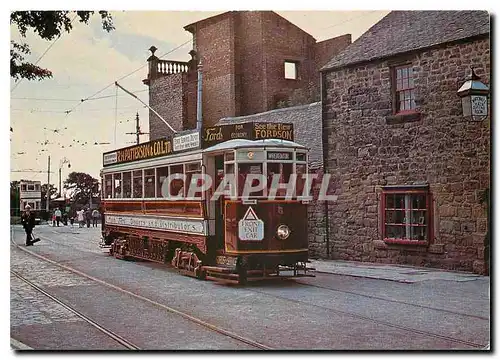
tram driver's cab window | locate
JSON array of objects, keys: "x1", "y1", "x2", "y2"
[
  {"x1": 238, "y1": 163, "x2": 263, "y2": 197},
  {"x1": 169, "y1": 165, "x2": 184, "y2": 198},
  {"x1": 133, "y1": 170, "x2": 143, "y2": 198},
  {"x1": 104, "y1": 175, "x2": 112, "y2": 199},
  {"x1": 113, "y1": 173, "x2": 122, "y2": 198},
  {"x1": 267, "y1": 163, "x2": 293, "y2": 197},
  {"x1": 296, "y1": 164, "x2": 307, "y2": 197},
  {"x1": 122, "y1": 172, "x2": 132, "y2": 198}
]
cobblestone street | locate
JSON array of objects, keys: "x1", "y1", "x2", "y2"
[{"x1": 10, "y1": 224, "x2": 490, "y2": 350}]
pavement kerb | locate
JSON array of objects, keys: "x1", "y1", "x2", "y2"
[
  {"x1": 311, "y1": 268, "x2": 414, "y2": 283},
  {"x1": 11, "y1": 338, "x2": 33, "y2": 350}
]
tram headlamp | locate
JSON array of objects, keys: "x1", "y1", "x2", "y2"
[{"x1": 276, "y1": 225, "x2": 291, "y2": 240}]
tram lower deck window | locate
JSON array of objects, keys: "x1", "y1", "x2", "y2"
[
  {"x1": 170, "y1": 165, "x2": 184, "y2": 197},
  {"x1": 144, "y1": 169, "x2": 155, "y2": 198},
  {"x1": 104, "y1": 175, "x2": 112, "y2": 199},
  {"x1": 133, "y1": 170, "x2": 143, "y2": 198},
  {"x1": 157, "y1": 167, "x2": 169, "y2": 198},
  {"x1": 113, "y1": 173, "x2": 122, "y2": 198},
  {"x1": 123, "y1": 172, "x2": 132, "y2": 198}
]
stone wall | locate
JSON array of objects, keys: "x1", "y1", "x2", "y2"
[{"x1": 322, "y1": 36, "x2": 490, "y2": 274}]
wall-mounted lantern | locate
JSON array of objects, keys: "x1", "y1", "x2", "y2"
[{"x1": 457, "y1": 67, "x2": 489, "y2": 121}]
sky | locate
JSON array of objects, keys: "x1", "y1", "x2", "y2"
[
  {"x1": 8, "y1": 2, "x2": 495, "y2": 192},
  {"x1": 8, "y1": 9, "x2": 395, "y2": 189}
]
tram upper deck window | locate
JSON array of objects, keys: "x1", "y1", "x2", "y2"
[
  {"x1": 170, "y1": 164, "x2": 184, "y2": 198},
  {"x1": 113, "y1": 173, "x2": 122, "y2": 198},
  {"x1": 157, "y1": 166, "x2": 169, "y2": 198},
  {"x1": 144, "y1": 169, "x2": 155, "y2": 198},
  {"x1": 185, "y1": 162, "x2": 202, "y2": 198},
  {"x1": 133, "y1": 170, "x2": 143, "y2": 198},
  {"x1": 123, "y1": 172, "x2": 132, "y2": 198},
  {"x1": 238, "y1": 163, "x2": 263, "y2": 197},
  {"x1": 104, "y1": 175, "x2": 112, "y2": 199}
]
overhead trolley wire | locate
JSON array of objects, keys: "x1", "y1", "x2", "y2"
[{"x1": 63, "y1": 39, "x2": 192, "y2": 117}]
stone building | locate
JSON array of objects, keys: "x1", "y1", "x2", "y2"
[
  {"x1": 143, "y1": 11, "x2": 351, "y2": 140},
  {"x1": 320, "y1": 11, "x2": 490, "y2": 274}
]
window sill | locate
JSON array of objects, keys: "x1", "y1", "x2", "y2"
[
  {"x1": 385, "y1": 111, "x2": 421, "y2": 124},
  {"x1": 384, "y1": 239, "x2": 428, "y2": 246}
]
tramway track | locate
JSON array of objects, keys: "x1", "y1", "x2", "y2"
[
  {"x1": 10, "y1": 237, "x2": 274, "y2": 350},
  {"x1": 11, "y1": 270, "x2": 141, "y2": 350},
  {"x1": 292, "y1": 279, "x2": 490, "y2": 321},
  {"x1": 243, "y1": 286, "x2": 487, "y2": 349}
]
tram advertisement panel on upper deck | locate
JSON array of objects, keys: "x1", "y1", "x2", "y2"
[{"x1": 202, "y1": 122, "x2": 294, "y2": 147}]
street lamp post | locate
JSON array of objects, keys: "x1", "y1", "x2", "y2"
[
  {"x1": 457, "y1": 67, "x2": 489, "y2": 121},
  {"x1": 59, "y1": 157, "x2": 71, "y2": 198}
]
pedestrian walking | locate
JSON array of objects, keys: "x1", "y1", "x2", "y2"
[
  {"x1": 54, "y1": 207, "x2": 62, "y2": 227},
  {"x1": 85, "y1": 208, "x2": 92, "y2": 228},
  {"x1": 92, "y1": 209, "x2": 99, "y2": 227},
  {"x1": 20, "y1": 205, "x2": 36, "y2": 246},
  {"x1": 77, "y1": 208, "x2": 85, "y2": 228}
]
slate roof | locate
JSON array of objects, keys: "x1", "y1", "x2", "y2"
[
  {"x1": 321, "y1": 10, "x2": 490, "y2": 71},
  {"x1": 217, "y1": 102, "x2": 323, "y2": 169}
]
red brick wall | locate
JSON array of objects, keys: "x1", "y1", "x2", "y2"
[
  {"x1": 314, "y1": 34, "x2": 352, "y2": 70},
  {"x1": 235, "y1": 12, "x2": 265, "y2": 115},
  {"x1": 261, "y1": 12, "x2": 317, "y2": 111},
  {"x1": 193, "y1": 13, "x2": 236, "y2": 127},
  {"x1": 148, "y1": 73, "x2": 185, "y2": 140},
  {"x1": 322, "y1": 37, "x2": 490, "y2": 274}
]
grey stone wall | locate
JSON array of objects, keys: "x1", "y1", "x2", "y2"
[{"x1": 322, "y1": 37, "x2": 490, "y2": 274}]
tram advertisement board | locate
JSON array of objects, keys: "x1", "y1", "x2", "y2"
[
  {"x1": 103, "y1": 138, "x2": 173, "y2": 167},
  {"x1": 202, "y1": 122, "x2": 294, "y2": 148}
]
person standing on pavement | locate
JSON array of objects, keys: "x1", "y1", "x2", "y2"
[
  {"x1": 85, "y1": 208, "x2": 92, "y2": 228},
  {"x1": 20, "y1": 205, "x2": 36, "y2": 246},
  {"x1": 54, "y1": 207, "x2": 62, "y2": 227},
  {"x1": 92, "y1": 209, "x2": 99, "y2": 227},
  {"x1": 77, "y1": 208, "x2": 85, "y2": 228}
]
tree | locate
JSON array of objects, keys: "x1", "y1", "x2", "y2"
[
  {"x1": 41, "y1": 183, "x2": 58, "y2": 209},
  {"x1": 64, "y1": 172, "x2": 100, "y2": 207},
  {"x1": 10, "y1": 181, "x2": 20, "y2": 216},
  {"x1": 11, "y1": 11, "x2": 114, "y2": 81}
]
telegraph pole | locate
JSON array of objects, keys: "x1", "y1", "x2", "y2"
[
  {"x1": 126, "y1": 112, "x2": 148, "y2": 145},
  {"x1": 135, "y1": 112, "x2": 140, "y2": 145},
  {"x1": 46, "y1": 156, "x2": 50, "y2": 212}
]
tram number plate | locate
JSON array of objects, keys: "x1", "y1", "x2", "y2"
[{"x1": 216, "y1": 256, "x2": 237, "y2": 268}]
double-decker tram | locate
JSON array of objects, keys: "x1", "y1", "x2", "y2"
[{"x1": 100, "y1": 122, "x2": 314, "y2": 284}]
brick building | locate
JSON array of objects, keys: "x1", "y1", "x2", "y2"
[
  {"x1": 320, "y1": 11, "x2": 490, "y2": 274},
  {"x1": 144, "y1": 11, "x2": 351, "y2": 140}
]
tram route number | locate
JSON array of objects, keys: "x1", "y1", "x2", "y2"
[{"x1": 238, "y1": 207, "x2": 264, "y2": 241}]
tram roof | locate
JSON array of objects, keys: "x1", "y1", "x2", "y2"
[{"x1": 203, "y1": 138, "x2": 306, "y2": 153}]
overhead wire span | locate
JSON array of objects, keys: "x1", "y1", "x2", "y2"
[{"x1": 63, "y1": 39, "x2": 192, "y2": 117}]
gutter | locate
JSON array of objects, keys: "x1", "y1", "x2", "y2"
[{"x1": 320, "y1": 71, "x2": 330, "y2": 259}]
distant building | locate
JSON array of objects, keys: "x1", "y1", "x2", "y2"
[
  {"x1": 143, "y1": 11, "x2": 351, "y2": 139},
  {"x1": 320, "y1": 11, "x2": 490, "y2": 274},
  {"x1": 18, "y1": 180, "x2": 42, "y2": 211}
]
